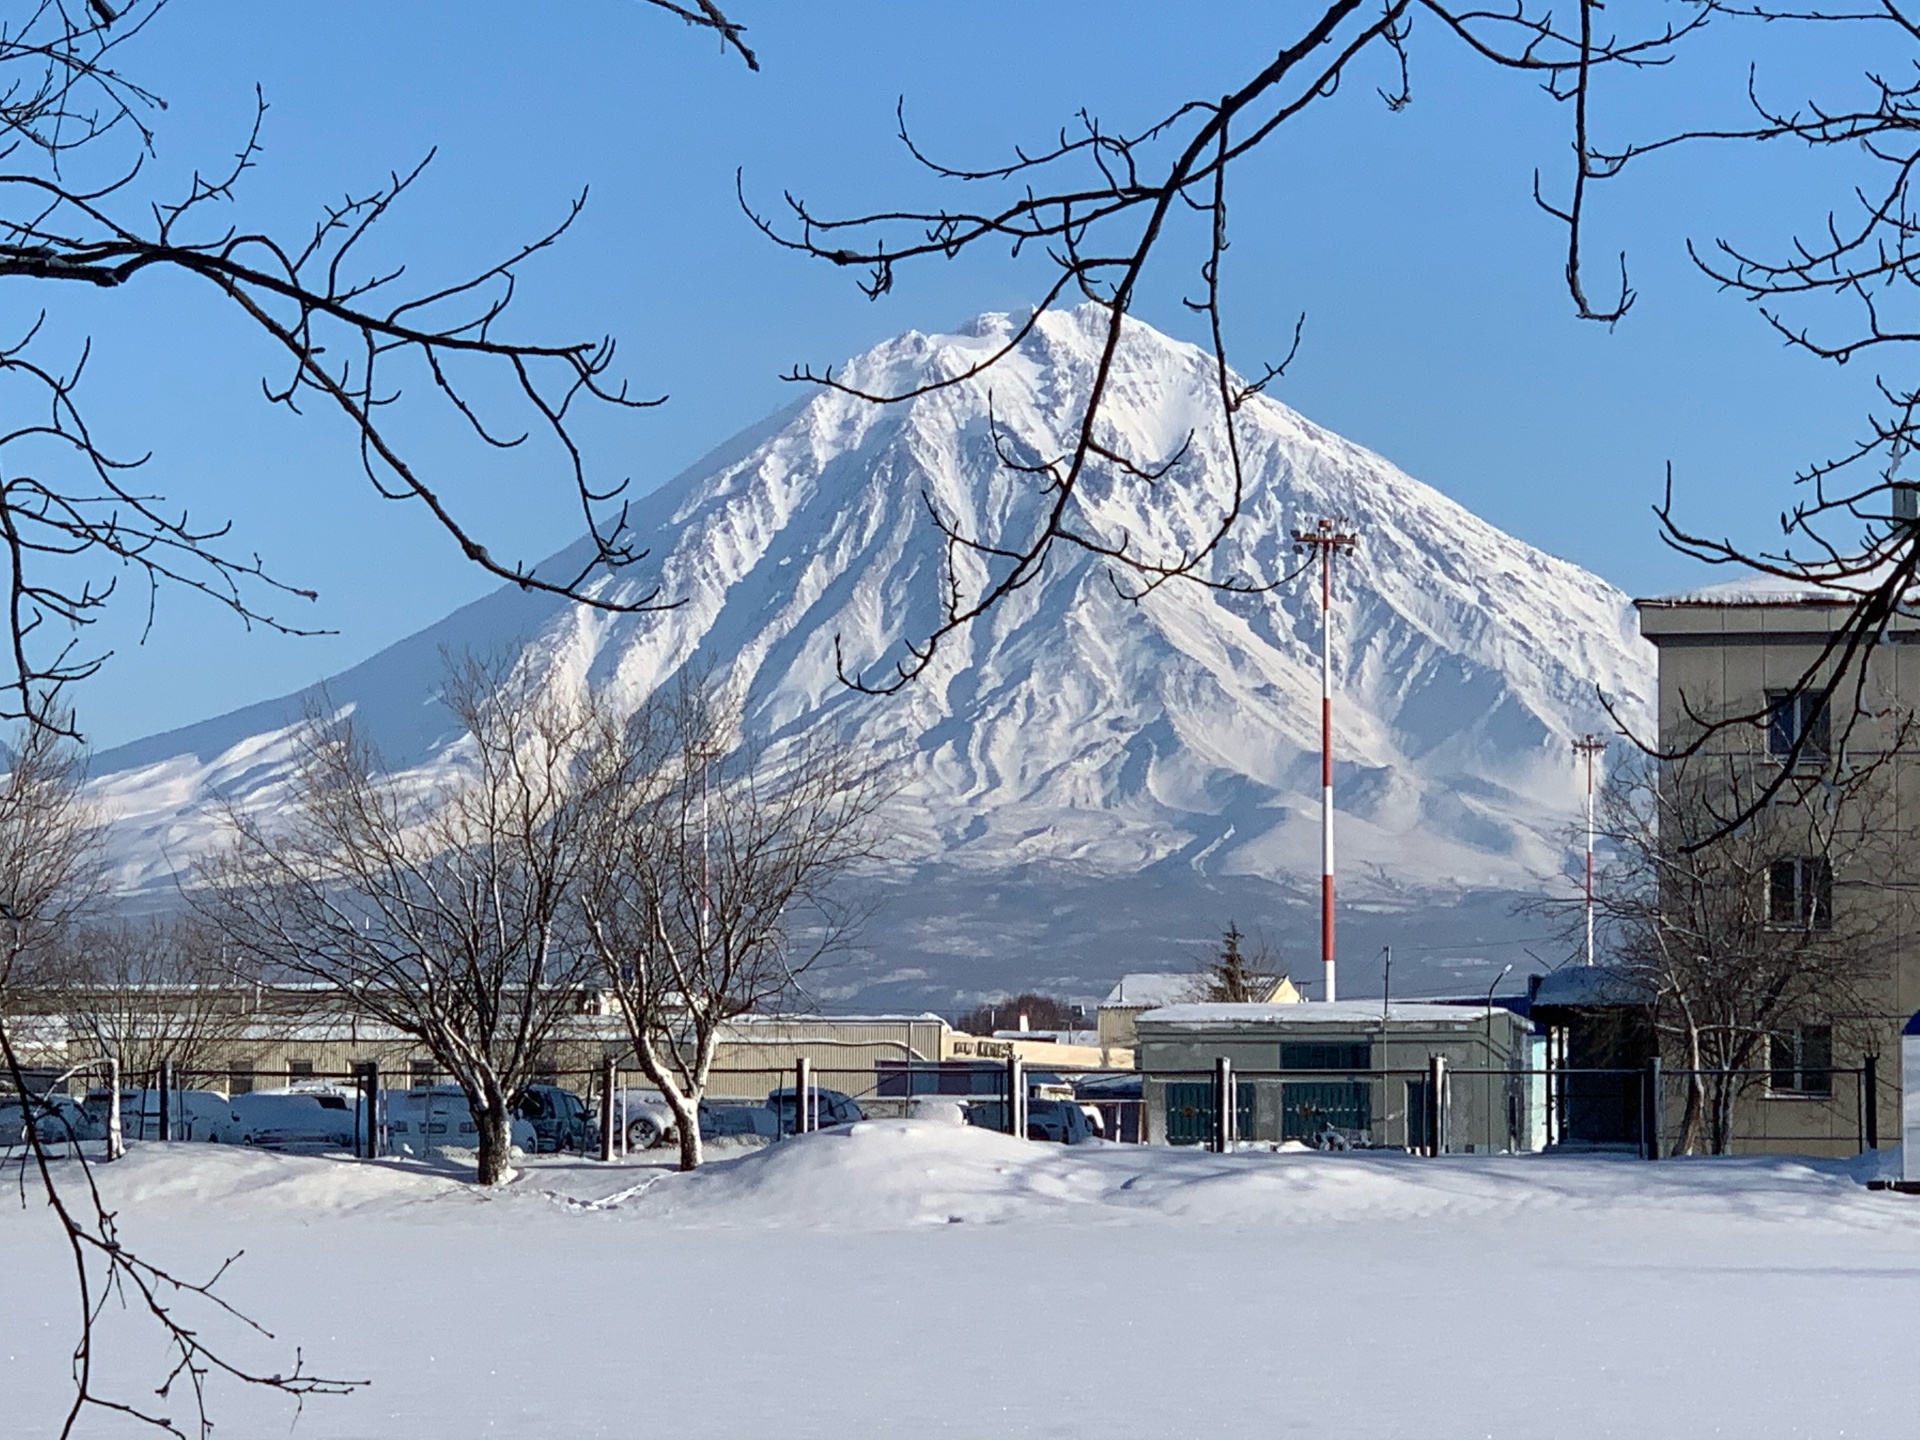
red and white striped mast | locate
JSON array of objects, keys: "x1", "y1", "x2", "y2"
[
  {"x1": 1293, "y1": 518, "x2": 1359, "y2": 1003},
  {"x1": 1572, "y1": 734, "x2": 1606, "y2": 967}
]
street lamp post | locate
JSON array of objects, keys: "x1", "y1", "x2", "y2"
[
  {"x1": 1293, "y1": 518, "x2": 1359, "y2": 1003},
  {"x1": 1573, "y1": 734, "x2": 1606, "y2": 967}
]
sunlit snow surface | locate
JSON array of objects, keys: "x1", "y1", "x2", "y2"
[
  {"x1": 87, "y1": 305, "x2": 1654, "y2": 1003},
  {"x1": 2, "y1": 1125, "x2": 1913, "y2": 1438}
]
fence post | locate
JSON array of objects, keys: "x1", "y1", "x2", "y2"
[
  {"x1": 599, "y1": 1054, "x2": 616, "y2": 1162},
  {"x1": 1863, "y1": 1054, "x2": 1879, "y2": 1151},
  {"x1": 795, "y1": 1057, "x2": 812, "y2": 1135},
  {"x1": 157, "y1": 1057, "x2": 173, "y2": 1143},
  {"x1": 360, "y1": 1061, "x2": 381, "y2": 1159},
  {"x1": 1213, "y1": 1056, "x2": 1235, "y2": 1153},
  {"x1": 1427, "y1": 1055, "x2": 1446, "y2": 1157},
  {"x1": 105, "y1": 1055, "x2": 123, "y2": 1161},
  {"x1": 1005, "y1": 1054, "x2": 1026, "y2": 1138},
  {"x1": 1644, "y1": 1056, "x2": 1663, "y2": 1161}
]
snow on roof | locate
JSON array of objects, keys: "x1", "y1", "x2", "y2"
[
  {"x1": 1643, "y1": 569, "x2": 1919, "y2": 608},
  {"x1": 1530, "y1": 967, "x2": 1654, "y2": 1008},
  {"x1": 1138, "y1": 1001, "x2": 1509, "y2": 1027},
  {"x1": 1101, "y1": 973, "x2": 1208, "y2": 1008}
]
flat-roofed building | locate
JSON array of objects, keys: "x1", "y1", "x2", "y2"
[
  {"x1": 1634, "y1": 578, "x2": 1920, "y2": 1155},
  {"x1": 1135, "y1": 1000, "x2": 1529, "y2": 1151}
]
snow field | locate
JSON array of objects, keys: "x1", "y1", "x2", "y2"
[{"x1": 3, "y1": 1121, "x2": 1916, "y2": 1438}]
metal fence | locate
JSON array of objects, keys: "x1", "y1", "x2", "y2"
[{"x1": 3, "y1": 1052, "x2": 1884, "y2": 1163}]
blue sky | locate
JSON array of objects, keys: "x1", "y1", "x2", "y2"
[{"x1": 54, "y1": 1, "x2": 1886, "y2": 747}]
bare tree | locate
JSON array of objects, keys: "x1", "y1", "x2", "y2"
[
  {"x1": 748, "y1": 1, "x2": 1707, "y2": 691},
  {"x1": 1588, "y1": 736, "x2": 1901, "y2": 1154},
  {"x1": 52, "y1": 915, "x2": 248, "y2": 1080},
  {"x1": 197, "y1": 661, "x2": 608, "y2": 1185},
  {"x1": 578, "y1": 675, "x2": 886, "y2": 1170},
  {"x1": 0, "y1": 720, "x2": 358, "y2": 1437},
  {"x1": 953, "y1": 993, "x2": 1089, "y2": 1035},
  {"x1": 0, "y1": 0, "x2": 757, "y2": 733},
  {"x1": 745, "y1": 1, "x2": 1920, "y2": 807}
]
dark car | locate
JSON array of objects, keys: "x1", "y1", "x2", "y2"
[
  {"x1": 765, "y1": 1086, "x2": 865, "y2": 1135},
  {"x1": 513, "y1": 1084, "x2": 596, "y2": 1153},
  {"x1": 964, "y1": 1097, "x2": 1096, "y2": 1144}
]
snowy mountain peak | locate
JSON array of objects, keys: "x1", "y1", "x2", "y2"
[{"x1": 90, "y1": 305, "x2": 1653, "y2": 997}]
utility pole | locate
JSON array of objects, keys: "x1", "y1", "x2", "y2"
[
  {"x1": 1293, "y1": 517, "x2": 1359, "y2": 1003},
  {"x1": 1572, "y1": 734, "x2": 1606, "y2": 967}
]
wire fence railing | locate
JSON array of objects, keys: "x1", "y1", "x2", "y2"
[{"x1": 0, "y1": 1053, "x2": 1886, "y2": 1163}]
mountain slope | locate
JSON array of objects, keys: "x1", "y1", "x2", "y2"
[{"x1": 90, "y1": 305, "x2": 1653, "y2": 1001}]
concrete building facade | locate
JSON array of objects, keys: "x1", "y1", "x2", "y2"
[{"x1": 1636, "y1": 580, "x2": 1918, "y2": 1155}]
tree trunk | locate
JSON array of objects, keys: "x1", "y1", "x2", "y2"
[
  {"x1": 1677, "y1": 1077, "x2": 1704, "y2": 1156},
  {"x1": 1709, "y1": 1074, "x2": 1736, "y2": 1156},
  {"x1": 474, "y1": 1105, "x2": 515, "y2": 1186},
  {"x1": 1677, "y1": 1026, "x2": 1706, "y2": 1156},
  {"x1": 633, "y1": 1038, "x2": 704, "y2": 1171},
  {"x1": 674, "y1": 1101, "x2": 703, "y2": 1172}
]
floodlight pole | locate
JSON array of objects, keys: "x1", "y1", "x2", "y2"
[
  {"x1": 1294, "y1": 518, "x2": 1359, "y2": 1003},
  {"x1": 1573, "y1": 734, "x2": 1606, "y2": 967}
]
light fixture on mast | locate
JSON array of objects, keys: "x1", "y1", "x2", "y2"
[
  {"x1": 1572, "y1": 733, "x2": 1607, "y2": 967},
  {"x1": 1292, "y1": 517, "x2": 1359, "y2": 1003}
]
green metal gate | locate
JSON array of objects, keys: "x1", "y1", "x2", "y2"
[
  {"x1": 1281, "y1": 1081, "x2": 1372, "y2": 1142},
  {"x1": 1164, "y1": 1081, "x2": 1255, "y2": 1146}
]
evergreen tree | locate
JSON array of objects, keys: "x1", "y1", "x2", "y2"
[{"x1": 1206, "y1": 922, "x2": 1266, "y2": 1003}]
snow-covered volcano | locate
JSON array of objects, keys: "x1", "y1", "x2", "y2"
[{"x1": 89, "y1": 305, "x2": 1652, "y2": 1004}]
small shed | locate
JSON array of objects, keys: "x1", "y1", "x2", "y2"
[{"x1": 1135, "y1": 1001, "x2": 1531, "y2": 1152}]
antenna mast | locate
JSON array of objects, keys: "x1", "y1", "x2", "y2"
[
  {"x1": 1292, "y1": 517, "x2": 1359, "y2": 1003},
  {"x1": 1572, "y1": 734, "x2": 1606, "y2": 967}
]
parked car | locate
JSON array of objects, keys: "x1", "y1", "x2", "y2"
[
  {"x1": 616, "y1": 1090, "x2": 676, "y2": 1151},
  {"x1": 232, "y1": 1085, "x2": 361, "y2": 1150},
  {"x1": 702, "y1": 1102, "x2": 781, "y2": 1143},
  {"x1": 765, "y1": 1086, "x2": 865, "y2": 1135},
  {"x1": 963, "y1": 1097, "x2": 1096, "y2": 1144},
  {"x1": 614, "y1": 1091, "x2": 779, "y2": 1151},
  {"x1": 0, "y1": 1093, "x2": 99, "y2": 1147},
  {"x1": 512, "y1": 1084, "x2": 596, "y2": 1153},
  {"x1": 382, "y1": 1086, "x2": 537, "y2": 1155},
  {"x1": 89, "y1": 1088, "x2": 243, "y2": 1144}
]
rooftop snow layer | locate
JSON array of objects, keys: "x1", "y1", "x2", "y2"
[
  {"x1": 1531, "y1": 966, "x2": 1654, "y2": 1007},
  {"x1": 1101, "y1": 973, "x2": 1209, "y2": 1007},
  {"x1": 1138, "y1": 1001, "x2": 1507, "y2": 1026}
]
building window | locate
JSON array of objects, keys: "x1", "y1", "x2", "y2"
[
  {"x1": 1279, "y1": 1040, "x2": 1373, "y2": 1071},
  {"x1": 1770, "y1": 1025, "x2": 1833, "y2": 1096},
  {"x1": 409, "y1": 1059, "x2": 438, "y2": 1089},
  {"x1": 287, "y1": 1058, "x2": 315, "y2": 1081},
  {"x1": 228, "y1": 1063, "x2": 254, "y2": 1096},
  {"x1": 1767, "y1": 858, "x2": 1833, "y2": 930},
  {"x1": 1765, "y1": 689, "x2": 1829, "y2": 760}
]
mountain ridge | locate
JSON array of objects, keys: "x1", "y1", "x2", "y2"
[{"x1": 88, "y1": 304, "x2": 1654, "y2": 1004}]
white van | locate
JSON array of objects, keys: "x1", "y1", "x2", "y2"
[
  {"x1": 231, "y1": 1084, "x2": 362, "y2": 1150},
  {"x1": 382, "y1": 1086, "x2": 536, "y2": 1156},
  {"x1": 91, "y1": 1088, "x2": 243, "y2": 1144}
]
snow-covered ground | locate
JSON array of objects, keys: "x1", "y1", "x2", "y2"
[{"x1": 4, "y1": 1122, "x2": 1915, "y2": 1438}]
